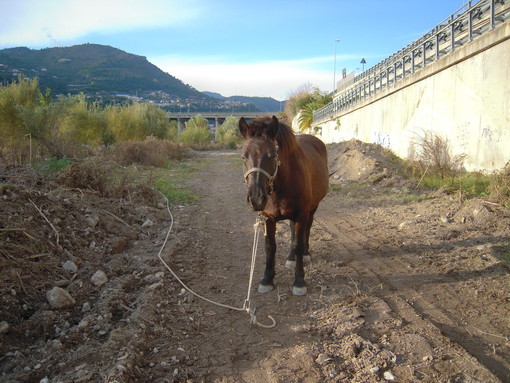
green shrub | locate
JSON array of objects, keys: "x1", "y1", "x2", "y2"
[
  {"x1": 216, "y1": 116, "x2": 242, "y2": 148},
  {"x1": 179, "y1": 114, "x2": 213, "y2": 145}
]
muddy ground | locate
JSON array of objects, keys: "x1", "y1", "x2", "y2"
[{"x1": 1, "y1": 140, "x2": 509, "y2": 383}]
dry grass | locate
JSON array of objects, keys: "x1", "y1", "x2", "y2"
[
  {"x1": 57, "y1": 161, "x2": 108, "y2": 194},
  {"x1": 56, "y1": 159, "x2": 160, "y2": 205},
  {"x1": 488, "y1": 162, "x2": 510, "y2": 207},
  {"x1": 111, "y1": 137, "x2": 185, "y2": 166},
  {"x1": 412, "y1": 131, "x2": 467, "y2": 178}
]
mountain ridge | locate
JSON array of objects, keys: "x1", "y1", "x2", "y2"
[{"x1": 0, "y1": 43, "x2": 282, "y2": 112}]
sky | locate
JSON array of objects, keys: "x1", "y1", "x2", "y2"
[{"x1": 0, "y1": 0, "x2": 477, "y2": 100}]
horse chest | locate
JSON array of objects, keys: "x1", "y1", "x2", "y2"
[{"x1": 263, "y1": 192, "x2": 307, "y2": 221}]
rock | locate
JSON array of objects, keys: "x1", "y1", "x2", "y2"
[
  {"x1": 0, "y1": 320, "x2": 10, "y2": 334},
  {"x1": 369, "y1": 366, "x2": 380, "y2": 374},
  {"x1": 82, "y1": 301, "x2": 91, "y2": 312},
  {"x1": 315, "y1": 353, "x2": 332, "y2": 365},
  {"x1": 46, "y1": 287, "x2": 76, "y2": 308},
  {"x1": 110, "y1": 237, "x2": 130, "y2": 254},
  {"x1": 91, "y1": 270, "x2": 108, "y2": 286},
  {"x1": 440, "y1": 215, "x2": 451, "y2": 223},
  {"x1": 85, "y1": 214, "x2": 100, "y2": 227},
  {"x1": 62, "y1": 260, "x2": 78, "y2": 273},
  {"x1": 142, "y1": 218, "x2": 154, "y2": 228},
  {"x1": 383, "y1": 370, "x2": 395, "y2": 381},
  {"x1": 398, "y1": 220, "x2": 413, "y2": 230},
  {"x1": 148, "y1": 282, "x2": 164, "y2": 290}
]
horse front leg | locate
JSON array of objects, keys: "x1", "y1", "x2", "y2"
[
  {"x1": 285, "y1": 221, "x2": 296, "y2": 269},
  {"x1": 291, "y1": 220, "x2": 308, "y2": 296},
  {"x1": 303, "y1": 209, "x2": 316, "y2": 263},
  {"x1": 286, "y1": 213, "x2": 314, "y2": 269},
  {"x1": 258, "y1": 219, "x2": 276, "y2": 293}
]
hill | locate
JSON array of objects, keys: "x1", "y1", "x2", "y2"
[
  {"x1": 0, "y1": 44, "x2": 238, "y2": 112},
  {"x1": 203, "y1": 92, "x2": 283, "y2": 113}
]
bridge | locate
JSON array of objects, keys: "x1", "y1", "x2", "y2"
[
  {"x1": 312, "y1": 0, "x2": 509, "y2": 171},
  {"x1": 168, "y1": 111, "x2": 270, "y2": 132}
]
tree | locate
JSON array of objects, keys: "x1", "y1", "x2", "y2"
[
  {"x1": 106, "y1": 102, "x2": 171, "y2": 142},
  {"x1": 0, "y1": 76, "x2": 41, "y2": 140},
  {"x1": 217, "y1": 116, "x2": 242, "y2": 148},
  {"x1": 298, "y1": 103, "x2": 319, "y2": 132},
  {"x1": 179, "y1": 114, "x2": 213, "y2": 145},
  {"x1": 291, "y1": 88, "x2": 332, "y2": 132},
  {"x1": 284, "y1": 85, "x2": 332, "y2": 130}
]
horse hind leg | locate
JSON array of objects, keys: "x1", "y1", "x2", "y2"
[
  {"x1": 285, "y1": 221, "x2": 295, "y2": 269},
  {"x1": 290, "y1": 220, "x2": 309, "y2": 296},
  {"x1": 286, "y1": 213, "x2": 314, "y2": 269},
  {"x1": 303, "y1": 210, "x2": 316, "y2": 264}
]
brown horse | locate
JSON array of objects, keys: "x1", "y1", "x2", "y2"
[{"x1": 239, "y1": 115, "x2": 329, "y2": 295}]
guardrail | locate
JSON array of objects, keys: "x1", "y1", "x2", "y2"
[
  {"x1": 168, "y1": 111, "x2": 269, "y2": 119},
  {"x1": 313, "y1": 0, "x2": 509, "y2": 124}
]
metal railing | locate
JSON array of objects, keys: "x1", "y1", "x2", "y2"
[{"x1": 313, "y1": 0, "x2": 509, "y2": 124}]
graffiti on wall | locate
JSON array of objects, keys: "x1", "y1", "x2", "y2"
[
  {"x1": 456, "y1": 122, "x2": 471, "y2": 151},
  {"x1": 481, "y1": 126, "x2": 505, "y2": 143},
  {"x1": 372, "y1": 131, "x2": 391, "y2": 148}
]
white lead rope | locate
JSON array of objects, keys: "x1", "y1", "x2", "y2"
[{"x1": 156, "y1": 192, "x2": 276, "y2": 328}]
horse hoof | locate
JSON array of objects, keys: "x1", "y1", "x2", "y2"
[
  {"x1": 258, "y1": 284, "x2": 274, "y2": 293},
  {"x1": 285, "y1": 260, "x2": 296, "y2": 269},
  {"x1": 286, "y1": 257, "x2": 310, "y2": 269},
  {"x1": 292, "y1": 286, "x2": 307, "y2": 296}
]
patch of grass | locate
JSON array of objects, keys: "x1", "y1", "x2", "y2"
[
  {"x1": 420, "y1": 172, "x2": 491, "y2": 197},
  {"x1": 493, "y1": 241, "x2": 510, "y2": 267},
  {"x1": 329, "y1": 182, "x2": 366, "y2": 196},
  {"x1": 153, "y1": 178, "x2": 198, "y2": 204},
  {"x1": 35, "y1": 157, "x2": 73, "y2": 176},
  {"x1": 393, "y1": 192, "x2": 431, "y2": 204}
]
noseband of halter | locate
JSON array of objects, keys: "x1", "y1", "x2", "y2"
[{"x1": 243, "y1": 141, "x2": 280, "y2": 194}]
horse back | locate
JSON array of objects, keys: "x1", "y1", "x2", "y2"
[{"x1": 296, "y1": 134, "x2": 329, "y2": 203}]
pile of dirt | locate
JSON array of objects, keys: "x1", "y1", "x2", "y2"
[
  {"x1": 0, "y1": 162, "x2": 173, "y2": 382},
  {"x1": 327, "y1": 139, "x2": 401, "y2": 184}
]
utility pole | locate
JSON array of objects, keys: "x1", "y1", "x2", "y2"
[{"x1": 333, "y1": 39, "x2": 340, "y2": 93}]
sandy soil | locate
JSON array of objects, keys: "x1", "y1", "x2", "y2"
[{"x1": 1, "y1": 141, "x2": 509, "y2": 383}]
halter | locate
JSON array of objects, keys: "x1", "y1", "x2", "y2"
[{"x1": 243, "y1": 141, "x2": 280, "y2": 194}]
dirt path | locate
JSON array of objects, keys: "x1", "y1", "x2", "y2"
[{"x1": 1, "y1": 149, "x2": 509, "y2": 383}]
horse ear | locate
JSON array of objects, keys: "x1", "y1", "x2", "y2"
[
  {"x1": 268, "y1": 115, "x2": 279, "y2": 139},
  {"x1": 239, "y1": 117, "x2": 249, "y2": 139}
]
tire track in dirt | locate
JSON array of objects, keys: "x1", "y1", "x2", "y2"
[{"x1": 314, "y1": 200, "x2": 508, "y2": 382}]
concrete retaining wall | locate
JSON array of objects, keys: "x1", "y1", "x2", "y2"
[{"x1": 313, "y1": 21, "x2": 510, "y2": 172}]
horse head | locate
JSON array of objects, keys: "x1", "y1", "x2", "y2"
[{"x1": 239, "y1": 116, "x2": 280, "y2": 211}]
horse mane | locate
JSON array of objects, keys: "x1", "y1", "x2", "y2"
[
  {"x1": 250, "y1": 116, "x2": 299, "y2": 154},
  {"x1": 275, "y1": 119, "x2": 299, "y2": 154}
]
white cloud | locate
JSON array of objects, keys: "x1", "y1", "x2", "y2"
[
  {"x1": 0, "y1": 0, "x2": 204, "y2": 47},
  {"x1": 151, "y1": 55, "x2": 339, "y2": 100}
]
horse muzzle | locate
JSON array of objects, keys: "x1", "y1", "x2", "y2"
[{"x1": 247, "y1": 189, "x2": 267, "y2": 211}]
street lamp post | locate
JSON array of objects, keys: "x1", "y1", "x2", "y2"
[
  {"x1": 333, "y1": 39, "x2": 340, "y2": 93},
  {"x1": 360, "y1": 58, "x2": 366, "y2": 74}
]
